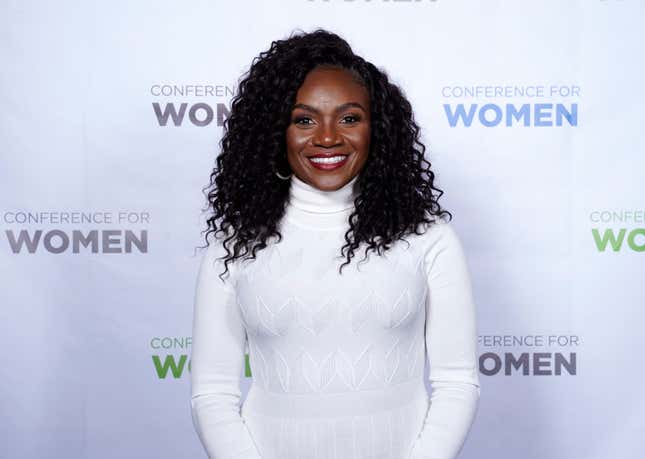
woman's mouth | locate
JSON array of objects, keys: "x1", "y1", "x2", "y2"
[{"x1": 307, "y1": 154, "x2": 350, "y2": 171}]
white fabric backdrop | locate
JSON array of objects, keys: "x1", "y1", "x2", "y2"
[{"x1": 1, "y1": 0, "x2": 644, "y2": 458}]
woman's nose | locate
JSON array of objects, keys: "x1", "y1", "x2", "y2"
[{"x1": 313, "y1": 122, "x2": 342, "y2": 146}]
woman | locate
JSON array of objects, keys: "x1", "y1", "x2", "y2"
[{"x1": 190, "y1": 28, "x2": 480, "y2": 459}]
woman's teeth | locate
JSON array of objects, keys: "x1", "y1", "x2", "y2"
[{"x1": 309, "y1": 155, "x2": 347, "y2": 164}]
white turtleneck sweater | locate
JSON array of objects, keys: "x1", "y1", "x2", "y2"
[{"x1": 190, "y1": 173, "x2": 480, "y2": 459}]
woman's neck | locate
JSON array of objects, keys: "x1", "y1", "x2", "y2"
[{"x1": 283, "y1": 174, "x2": 359, "y2": 231}]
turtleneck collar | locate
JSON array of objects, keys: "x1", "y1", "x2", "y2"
[{"x1": 284, "y1": 174, "x2": 360, "y2": 231}]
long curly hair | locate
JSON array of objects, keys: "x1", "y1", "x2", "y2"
[{"x1": 199, "y1": 28, "x2": 452, "y2": 281}]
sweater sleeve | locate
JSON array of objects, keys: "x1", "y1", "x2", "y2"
[
  {"x1": 408, "y1": 221, "x2": 481, "y2": 459},
  {"x1": 189, "y1": 241, "x2": 262, "y2": 459}
]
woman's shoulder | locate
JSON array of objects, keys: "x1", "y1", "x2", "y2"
[
  {"x1": 414, "y1": 214, "x2": 468, "y2": 261},
  {"x1": 198, "y1": 227, "x2": 239, "y2": 284},
  {"x1": 415, "y1": 213, "x2": 456, "y2": 241},
  {"x1": 201, "y1": 227, "x2": 231, "y2": 256}
]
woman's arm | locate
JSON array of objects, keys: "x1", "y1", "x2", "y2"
[
  {"x1": 190, "y1": 242, "x2": 262, "y2": 459},
  {"x1": 408, "y1": 221, "x2": 481, "y2": 459}
]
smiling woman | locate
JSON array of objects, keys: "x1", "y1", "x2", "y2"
[
  {"x1": 286, "y1": 69, "x2": 370, "y2": 185},
  {"x1": 190, "y1": 28, "x2": 481, "y2": 459}
]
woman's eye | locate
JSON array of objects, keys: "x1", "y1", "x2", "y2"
[
  {"x1": 293, "y1": 116, "x2": 312, "y2": 125},
  {"x1": 292, "y1": 114, "x2": 361, "y2": 126},
  {"x1": 341, "y1": 114, "x2": 361, "y2": 123}
]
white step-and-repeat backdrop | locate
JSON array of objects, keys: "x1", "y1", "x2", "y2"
[{"x1": 2, "y1": 1, "x2": 643, "y2": 458}]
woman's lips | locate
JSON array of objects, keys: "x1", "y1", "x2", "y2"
[{"x1": 307, "y1": 154, "x2": 350, "y2": 171}]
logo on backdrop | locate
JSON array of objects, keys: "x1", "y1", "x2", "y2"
[
  {"x1": 479, "y1": 334, "x2": 580, "y2": 376},
  {"x1": 153, "y1": 332, "x2": 582, "y2": 379},
  {"x1": 306, "y1": 0, "x2": 438, "y2": 2},
  {"x1": 2, "y1": 211, "x2": 149, "y2": 254},
  {"x1": 150, "y1": 84, "x2": 234, "y2": 127},
  {"x1": 151, "y1": 336, "x2": 192, "y2": 379},
  {"x1": 589, "y1": 209, "x2": 645, "y2": 252},
  {"x1": 441, "y1": 84, "x2": 580, "y2": 128},
  {"x1": 150, "y1": 336, "x2": 252, "y2": 380}
]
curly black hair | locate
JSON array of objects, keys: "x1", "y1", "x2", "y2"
[{"x1": 199, "y1": 28, "x2": 452, "y2": 281}]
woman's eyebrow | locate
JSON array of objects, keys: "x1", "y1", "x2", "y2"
[{"x1": 292, "y1": 102, "x2": 367, "y2": 114}]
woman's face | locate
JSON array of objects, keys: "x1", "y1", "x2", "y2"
[{"x1": 286, "y1": 66, "x2": 371, "y2": 191}]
